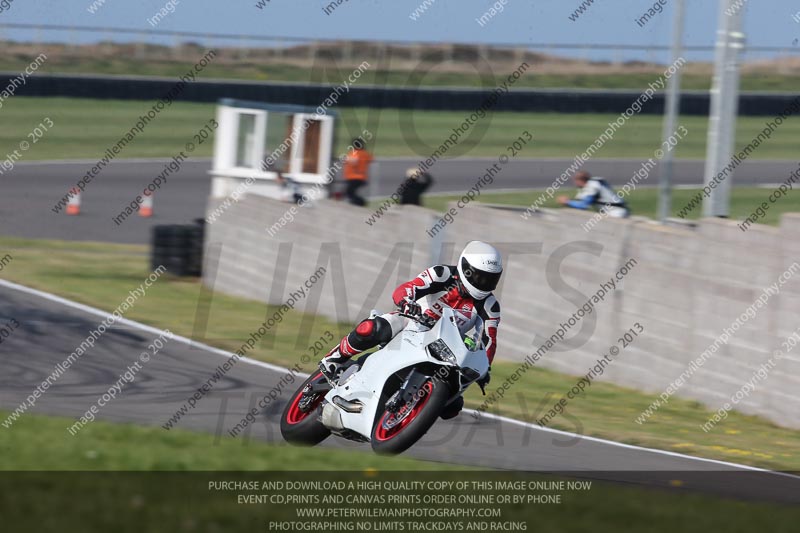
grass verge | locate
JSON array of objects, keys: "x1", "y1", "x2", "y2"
[
  {"x1": 0, "y1": 408, "x2": 440, "y2": 471},
  {"x1": 2, "y1": 97, "x2": 799, "y2": 160},
  {"x1": 0, "y1": 411, "x2": 798, "y2": 532},
  {"x1": 0, "y1": 236, "x2": 798, "y2": 471}
]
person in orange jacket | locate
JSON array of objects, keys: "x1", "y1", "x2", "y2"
[{"x1": 343, "y1": 137, "x2": 373, "y2": 206}]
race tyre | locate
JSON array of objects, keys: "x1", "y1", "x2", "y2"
[
  {"x1": 280, "y1": 371, "x2": 331, "y2": 446},
  {"x1": 371, "y1": 378, "x2": 449, "y2": 455}
]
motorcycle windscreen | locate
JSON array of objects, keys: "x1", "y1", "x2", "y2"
[{"x1": 426, "y1": 307, "x2": 489, "y2": 379}]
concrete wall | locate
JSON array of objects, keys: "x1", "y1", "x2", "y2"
[{"x1": 203, "y1": 194, "x2": 800, "y2": 429}]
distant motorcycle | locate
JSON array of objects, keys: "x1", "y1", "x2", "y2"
[{"x1": 280, "y1": 306, "x2": 489, "y2": 455}]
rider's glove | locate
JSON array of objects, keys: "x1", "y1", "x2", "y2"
[
  {"x1": 476, "y1": 368, "x2": 491, "y2": 388},
  {"x1": 398, "y1": 297, "x2": 422, "y2": 317}
]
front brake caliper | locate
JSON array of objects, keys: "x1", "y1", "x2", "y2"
[{"x1": 385, "y1": 390, "x2": 401, "y2": 413}]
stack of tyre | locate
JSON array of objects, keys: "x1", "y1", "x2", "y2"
[{"x1": 150, "y1": 219, "x2": 205, "y2": 277}]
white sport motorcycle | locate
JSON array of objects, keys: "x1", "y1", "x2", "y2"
[{"x1": 280, "y1": 306, "x2": 490, "y2": 455}]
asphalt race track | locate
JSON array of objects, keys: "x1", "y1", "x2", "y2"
[
  {"x1": 1, "y1": 158, "x2": 797, "y2": 244},
  {"x1": 1, "y1": 279, "x2": 799, "y2": 503}
]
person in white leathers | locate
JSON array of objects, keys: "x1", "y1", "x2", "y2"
[{"x1": 318, "y1": 241, "x2": 503, "y2": 419}]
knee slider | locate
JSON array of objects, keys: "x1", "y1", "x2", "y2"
[
  {"x1": 349, "y1": 317, "x2": 392, "y2": 350},
  {"x1": 355, "y1": 319, "x2": 375, "y2": 337}
]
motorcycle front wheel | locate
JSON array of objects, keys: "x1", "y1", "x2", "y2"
[{"x1": 370, "y1": 377, "x2": 449, "y2": 455}]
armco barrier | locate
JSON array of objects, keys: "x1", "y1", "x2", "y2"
[
  {"x1": 202, "y1": 194, "x2": 800, "y2": 430},
  {"x1": 2, "y1": 72, "x2": 797, "y2": 115}
]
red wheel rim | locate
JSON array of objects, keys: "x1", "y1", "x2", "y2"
[
  {"x1": 374, "y1": 381, "x2": 433, "y2": 442},
  {"x1": 285, "y1": 372, "x2": 325, "y2": 425}
]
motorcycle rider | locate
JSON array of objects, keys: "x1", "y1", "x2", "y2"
[
  {"x1": 319, "y1": 241, "x2": 502, "y2": 418},
  {"x1": 557, "y1": 170, "x2": 630, "y2": 218}
]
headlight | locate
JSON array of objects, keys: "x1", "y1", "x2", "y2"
[{"x1": 427, "y1": 339, "x2": 457, "y2": 364}]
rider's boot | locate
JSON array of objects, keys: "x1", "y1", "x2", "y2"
[
  {"x1": 320, "y1": 318, "x2": 393, "y2": 382},
  {"x1": 319, "y1": 338, "x2": 361, "y2": 382}
]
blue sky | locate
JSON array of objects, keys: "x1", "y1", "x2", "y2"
[{"x1": 2, "y1": 0, "x2": 797, "y2": 62}]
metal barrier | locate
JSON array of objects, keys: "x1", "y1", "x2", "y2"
[{"x1": 3, "y1": 72, "x2": 798, "y2": 116}]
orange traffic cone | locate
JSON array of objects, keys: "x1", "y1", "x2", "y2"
[
  {"x1": 139, "y1": 192, "x2": 154, "y2": 217},
  {"x1": 65, "y1": 187, "x2": 81, "y2": 215}
]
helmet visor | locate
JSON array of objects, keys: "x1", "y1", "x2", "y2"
[{"x1": 461, "y1": 257, "x2": 501, "y2": 292}]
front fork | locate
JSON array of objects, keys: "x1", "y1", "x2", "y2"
[
  {"x1": 385, "y1": 368, "x2": 431, "y2": 413},
  {"x1": 386, "y1": 365, "x2": 460, "y2": 415}
]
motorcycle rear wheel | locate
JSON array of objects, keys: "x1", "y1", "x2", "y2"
[{"x1": 280, "y1": 371, "x2": 331, "y2": 446}]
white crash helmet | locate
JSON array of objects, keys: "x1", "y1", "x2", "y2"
[{"x1": 456, "y1": 241, "x2": 503, "y2": 300}]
